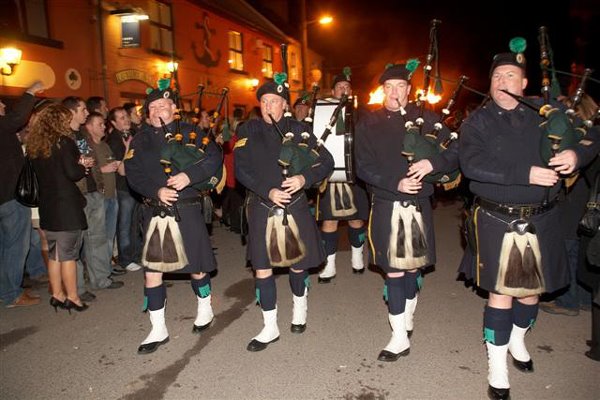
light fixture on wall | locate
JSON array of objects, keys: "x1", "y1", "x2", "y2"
[
  {"x1": 248, "y1": 78, "x2": 259, "y2": 91},
  {"x1": 110, "y1": 7, "x2": 149, "y2": 22},
  {"x1": 166, "y1": 61, "x2": 179, "y2": 73},
  {"x1": 0, "y1": 47, "x2": 22, "y2": 76}
]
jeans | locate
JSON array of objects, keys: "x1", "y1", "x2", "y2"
[
  {"x1": 104, "y1": 197, "x2": 119, "y2": 265},
  {"x1": 555, "y1": 239, "x2": 591, "y2": 309},
  {"x1": 77, "y1": 192, "x2": 111, "y2": 292},
  {"x1": 116, "y1": 190, "x2": 137, "y2": 266},
  {"x1": 25, "y1": 227, "x2": 47, "y2": 278},
  {"x1": 0, "y1": 200, "x2": 31, "y2": 303}
]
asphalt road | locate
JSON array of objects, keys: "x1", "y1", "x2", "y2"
[{"x1": 1, "y1": 199, "x2": 598, "y2": 400}]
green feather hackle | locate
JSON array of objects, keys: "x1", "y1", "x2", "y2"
[
  {"x1": 301, "y1": 91, "x2": 311, "y2": 101},
  {"x1": 509, "y1": 37, "x2": 527, "y2": 54},
  {"x1": 157, "y1": 78, "x2": 171, "y2": 91},
  {"x1": 146, "y1": 87, "x2": 153, "y2": 95},
  {"x1": 343, "y1": 66, "x2": 351, "y2": 78},
  {"x1": 385, "y1": 63, "x2": 394, "y2": 70},
  {"x1": 406, "y1": 58, "x2": 420, "y2": 73},
  {"x1": 274, "y1": 72, "x2": 287, "y2": 85}
]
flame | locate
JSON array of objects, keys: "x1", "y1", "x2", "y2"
[
  {"x1": 368, "y1": 86, "x2": 441, "y2": 105},
  {"x1": 415, "y1": 88, "x2": 442, "y2": 105},
  {"x1": 368, "y1": 86, "x2": 384, "y2": 104},
  {"x1": 426, "y1": 92, "x2": 442, "y2": 104}
]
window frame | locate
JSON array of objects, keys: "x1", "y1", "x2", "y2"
[
  {"x1": 0, "y1": 0, "x2": 63, "y2": 48},
  {"x1": 228, "y1": 30, "x2": 244, "y2": 73},
  {"x1": 262, "y1": 44, "x2": 273, "y2": 78},
  {"x1": 148, "y1": 0, "x2": 175, "y2": 56}
]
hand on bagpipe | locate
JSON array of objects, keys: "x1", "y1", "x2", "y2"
[
  {"x1": 535, "y1": 28, "x2": 591, "y2": 169},
  {"x1": 398, "y1": 20, "x2": 464, "y2": 189},
  {"x1": 158, "y1": 81, "x2": 228, "y2": 193},
  {"x1": 499, "y1": 68, "x2": 591, "y2": 176}
]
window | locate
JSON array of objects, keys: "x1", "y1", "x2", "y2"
[
  {"x1": 289, "y1": 51, "x2": 299, "y2": 81},
  {"x1": 0, "y1": 0, "x2": 50, "y2": 39},
  {"x1": 262, "y1": 45, "x2": 273, "y2": 78},
  {"x1": 148, "y1": 1, "x2": 173, "y2": 54},
  {"x1": 228, "y1": 30, "x2": 244, "y2": 72}
]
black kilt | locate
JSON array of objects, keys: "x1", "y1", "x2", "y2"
[
  {"x1": 368, "y1": 196, "x2": 436, "y2": 273},
  {"x1": 141, "y1": 202, "x2": 217, "y2": 274},
  {"x1": 316, "y1": 181, "x2": 370, "y2": 221},
  {"x1": 459, "y1": 205, "x2": 568, "y2": 294},
  {"x1": 246, "y1": 192, "x2": 326, "y2": 270}
]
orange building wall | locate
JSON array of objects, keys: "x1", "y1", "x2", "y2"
[{"x1": 1, "y1": 0, "x2": 309, "y2": 114}]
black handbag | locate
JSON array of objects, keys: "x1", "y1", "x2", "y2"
[
  {"x1": 579, "y1": 172, "x2": 600, "y2": 237},
  {"x1": 15, "y1": 156, "x2": 39, "y2": 207}
]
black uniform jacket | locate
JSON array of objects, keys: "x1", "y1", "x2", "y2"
[
  {"x1": 458, "y1": 98, "x2": 600, "y2": 293},
  {"x1": 125, "y1": 120, "x2": 221, "y2": 273},
  {"x1": 355, "y1": 103, "x2": 458, "y2": 202},
  {"x1": 235, "y1": 117, "x2": 334, "y2": 269},
  {"x1": 32, "y1": 136, "x2": 87, "y2": 231}
]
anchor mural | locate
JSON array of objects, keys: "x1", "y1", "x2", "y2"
[{"x1": 192, "y1": 12, "x2": 221, "y2": 68}]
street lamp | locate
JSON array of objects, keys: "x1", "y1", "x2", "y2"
[{"x1": 300, "y1": 0, "x2": 333, "y2": 89}]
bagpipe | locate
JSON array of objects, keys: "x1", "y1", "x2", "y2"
[
  {"x1": 400, "y1": 19, "x2": 462, "y2": 189},
  {"x1": 302, "y1": 83, "x2": 320, "y2": 124},
  {"x1": 275, "y1": 44, "x2": 324, "y2": 178},
  {"x1": 159, "y1": 82, "x2": 228, "y2": 194},
  {"x1": 498, "y1": 69, "x2": 592, "y2": 166}
]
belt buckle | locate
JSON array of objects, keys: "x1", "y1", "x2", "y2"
[{"x1": 520, "y1": 206, "x2": 532, "y2": 219}]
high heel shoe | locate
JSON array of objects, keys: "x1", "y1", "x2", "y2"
[
  {"x1": 49, "y1": 297, "x2": 66, "y2": 312},
  {"x1": 63, "y1": 299, "x2": 89, "y2": 314}
]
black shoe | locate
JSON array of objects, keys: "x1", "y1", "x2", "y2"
[
  {"x1": 318, "y1": 275, "x2": 335, "y2": 284},
  {"x1": 49, "y1": 297, "x2": 66, "y2": 312},
  {"x1": 290, "y1": 323, "x2": 306, "y2": 334},
  {"x1": 79, "y1": 291, "x2": 96, "y2": 302},
  {"x1": 352, "y1": 268, "x2": 365, "y2": 274},
  {"x1": 192, "y1": 319, "x2": 214, "y2": 334},
  {"x1": 585, "y1": 349, "x2": 600, "y2": 362},
  {"x1": 512, "y1": 357, "x2": 534, "y2": 372},
  {"x1": 106, "y1": 281, "x2": 124, "y2": 289},
  {"x1": 487, "y1": 385, "x2": 510, "y2": 400},
  {"x1": 63, "y1": 299, "x2": 89, "y2": 314},
  {"x1": 377, "y1": 347, "x2": 410, "y2": 362},
  {"x1": 247, "y1": 336, "x2": 279, "y2": 352},
  {"x1": 137, "y1": 337, "x2": 169, "y2": 354},
  {"x1": 111, "y1": 267, "x2": 127, "y2": 276}
]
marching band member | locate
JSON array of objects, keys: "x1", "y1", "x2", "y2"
[
  {"x1": 458, "y1": 44, "x2": 600, "y2": 399},
  {"x1": 125, "y1": 83, "x2": 222, "y2": 354},
  {"x1": 317, "y1": 68, "x2": 371, "y2": 282},
  {"x1": 234, "y1": 79, "x2": 334, "y2": 352},
  {"x1": 355, "y1": 62, "x2": 458, "y2": 362}
]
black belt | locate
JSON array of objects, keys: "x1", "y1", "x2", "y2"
[
  {"x1": 476, "y1": 197, "x2": 556, "y2": 219},
  {"x1": 143, "y1": 196, "x2": 203, "y2": 219},
  {"x1": 143, "y1": 196, "x2": 203, "y2": 208}
]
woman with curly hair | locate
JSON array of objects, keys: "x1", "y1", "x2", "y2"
[{"x1": 27, "y1": 103, "x2": 90, "y2": 312}]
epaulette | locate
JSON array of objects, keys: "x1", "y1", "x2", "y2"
[
  {"x1": 233, "y1": 137, "x2": 248, "y2": 149},
  {"x1": 124, "y1": 148, "x2": 135, "y2": 160}
]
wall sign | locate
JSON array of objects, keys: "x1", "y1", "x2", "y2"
[
  {"x1": 115, "y1": 69, "x2": 154, "y2": 87},
  {"x1": 121, "y1": 20, "x2": 141, "y2": 48},
  {"x1": 65, "y1": 68, "x2": 81, "y2": 90}
]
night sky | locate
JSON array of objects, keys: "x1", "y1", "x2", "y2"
[{"x1": 300, "y1": 0, "x2": 599, "y2": 105}]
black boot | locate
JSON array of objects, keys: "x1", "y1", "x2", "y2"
[{"x1": 586, "y1": 303, "x2": 600, "y2": 362}]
